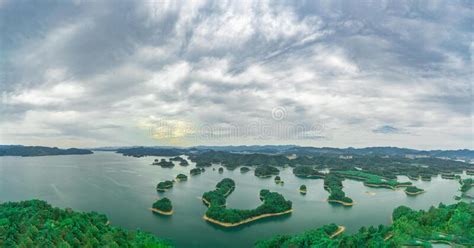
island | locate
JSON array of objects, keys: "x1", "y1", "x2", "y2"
[
  {"x1": 240, "y1": 166, "x2": 250, "y2": 173},
  {"x1": 202, "y1": 179, "x2": 292, "y2": 227},
  {"x1": 218, "y1": 167, "x2": 224, "y2": 173},
  {"x1": 293, "y1": 166, "x2": 326, "y2": 179},
  {"x1": 334, "y1": 170, "x2": 412, "y2": 190},
  {"x1": 152, "y1": 159, "x2": 174, "y2": 168},
  {"x1": 256, "y1": 202, "x2": 473, "y2": 247},
  {"x1": 150, "y1": 198, "x2": 173, "y2": 215},
  {"x1": 274, "y1": 176, "x2": 282, "y2": 184},
  {"x1": 404, "y1": 186, "x2": 425, "y2": 196},
  {"x1": 254, "y1": 166, "x2": 280, "y2": 178},
  {"x1": 0, "y1": 145, "x2": 93, "y2": 156},
  {"x1": 299, "y1": 185, "x2": 307, "y2": 194},
  {"x1": 466, "y1": 169, "x2": 474, "y2": 176},
  {"x1": 324, "y1": 173, "x2": 354, "y2": 206},
  {"x1": 170, "y1": 156, "x2": 189, "y2": 166},
  {"x1": 0, "y1": 200, "x2": 172, "y2": 247},
  {"x1": 196, "y1": 161, "x2": 212, "y2": 167},
  {"x1": 441, "y1": 173, "x2": 456, "y2": 179},
  {"x1": 420, "y1": 174, "x2": 432, "y2": 181},
  {"x1": 156, "y1": 180, "x2": 174, "y2": 192},
  {"x1": 459, "y1": 178, "x2": 474, "y2": 193},
  {"x1": 176, "y1": 174, "x2": 188, "y2": 181},
  {"x1": 190, "y1": 168, "x2": 202, "y2": 176}
]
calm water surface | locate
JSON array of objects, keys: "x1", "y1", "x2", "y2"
[{"x1": 0, "y1": 152, "x2": 469, "y2": 247}]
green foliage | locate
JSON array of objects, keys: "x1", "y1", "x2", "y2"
[
  {"x1": 240, "y1": 166, "x2": 250, "y2": 173},
  {"x1": 300, "y1": 185, "x2": 307, "y2": 191},
  {"x1": 460, "y1": 178, "x2": 473, "y2": 193},
  {"x1": 324, "y1": 173, "x2": 353, "y2": 204},
  {"x1": 293, "y1": 166, "x2": 326, "y2": 179},
  {"x1": 203, "y1": 180, "x2": 291, "y2": 224},
  {"x1": 190, "y1": 168, "x2": 202, "y2": 175},
  {"x1": 0, "y1": 200, "x2": 172, "y2": 247},
  {"x1": 156, "y1": 181, "x2": 174, "y2": 192},
  {"x1": 405, "y1": 186, "x2": 424, "y2": 194},
  {"x1": 152, "y1": 198, "x2": 173, "y2": 212},
  {"x1": 176, "y1": 174, "x2": 187, "y2": 181},
  {"x1": 152, "y1": 159, "x2": 174, "y2": 168},
  {"x1": 257, "y1": 202, "x2": 474, "y2": 247},
  {"x1": 254, "y1": 166, "x2": 280, "y2": 178}
]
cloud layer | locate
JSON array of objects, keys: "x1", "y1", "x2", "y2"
[{"x1": 1, "y1": 0, "x2": 472, "y2": 149}]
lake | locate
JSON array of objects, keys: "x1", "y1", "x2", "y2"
[{"x1": 0, "y1": 151, "x2": 467, "y2": 247}]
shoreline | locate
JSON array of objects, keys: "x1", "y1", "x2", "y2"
[
  {"x1": 330, "y1": 226, "x2": 346, "y2": 238},
  {"x1": 328, "y1": 199, "x2": 354, "y2": 206},
  {"x1": 404, "y1": 190, "x2": 425, "y2": 195},
  {"x1": 149, "y1": 208, "x2": 173, "y2": 215},
  {"x1": 203, "y1": 209, "x2": 293, "y2": 227}
]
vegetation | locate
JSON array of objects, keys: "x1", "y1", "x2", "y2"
[
  {"x1": 0, "y1": 145, "x2": 92, "y2": 156},
  {"x1": 202, "y1": 179, "x2": 292, "y2": 226},
  {"x1": 441, "y1": 173, "x2": 456, "y2": 179},
  {"x1": 324, "y1": 174, "x2": 353, "y2": 206},
  {"x1": 170, "y1": 156, "x2": 189, "y2": 166},
  {"x1": 116, "y1": 147, "x2": 184, "y2": 157},
  {"x1": 190, "y1": 168, "x2": 202, "y2": 176},
  {"x1": 152, "y1": 159, "x2": 175, "y2": 168},
  {"x1": 274, "y1": 176, "x2": 281, "y2": 184},
  {"x1": 255, "y1": 166, "x2": 280, "y2": 178},
  {"x1": 299, "y1": 185, "x2": 307, "y2": 194},
  {"x1": 218, "y1": 167, "x2": 224, "y2": 173},
  {"x1": 256, "y1": 202, "x2": 474, "y2": 247},
  {"x1": 188, "y1": 151, "x2": 290, "y2": 170},
  {"x1": 240, "y1": 166, "x2": 250, "y2": 173},
  {"x1": 459, "y1": 178, "x2": 473, "y2": 193},
  {"x1": 467, "y1": 169, "x2": 474, "y2": 176},
  {"x1": 0, "y1": 200, "x2": 171, "y2": 247},
  {"x1": 176, "y1": 174, "x2": 188, "y2": 181},
  {"x1": 334, "y1": 170, "x2": 412, "y2": 189},
  {"x1": 293, "y1": 166, "x2": 326, "y2": 179},
  {"x1": 152, "y1": 198, "x2": 173, "y2": 214},
  {"x1": 156, "y1": 180, "x2": 174, "y2": 192},
  {"x1": 202, "y1": 178, "x2": 236, "y2": 207},
  {"x1": 404, "y1": 186, "x2": 425, "y2": 195}
]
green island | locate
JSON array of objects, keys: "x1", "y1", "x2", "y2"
[
  {"x1": 467, "y1": 169, "x2": 474, "y2": 176},
  {"x1": 459, "y1": 178, "x2": 473, "y2": 193},
  {"x1": 256, "y1": 201, "x2": 474, "y2": 247},
  {"x1": 156, "y1": 180, "x2": 174, "y2": 192},
  {"x1": 151, "y1": 198, "x2": 173, "y2": 215},
  {"x1": 175, "y1": 173, "x2": 188, "y2": 181},
  {"x1": 254, "y1": 166, "x2": 280, "y2": 178},
  {"x1": 240, "y1": 166, "x2": 250, "y2": 173},
  {"x1": 218, "y1": 167, "x2": 224, "y2": 173},
  {"x1": 274, "y1": 176, "x2": 282, "y2": 184},
  {"x1": 202, "y1": 179, "x2": 292, "y2": 227},
  {"x1": 441, "y1": 173, "x2": 456, "y2": 179},
  {"x1": 299, "y1": 185, "x2": 307, "y2": 194},
  {"x1": 170, "y1": 156, "x2": 189, "y2": 166},
  {"x1": 152, "y1": 159, "x2": 175, "y2": 168},
  {"x1": 190, "y1": 168, "x2": 202, "y2": 176},
  {"x1": 404, "y1": 186, "x2": 425, "y2": 196},
  {"x1": 420, "y1": 174, "x2": 432, "y2": 181},
  {"x1": 293, "y1": 166, "x2": 326, "y2": 179},
  {"x1": 0, "y1": 200, "x2": 171, "y2": 247},
  {"x1": 324, "y1": 173, "x2": 354, "y2": 206},
  {"x1": 334, "y1": 170, "x2": 412, "y2": 190}
]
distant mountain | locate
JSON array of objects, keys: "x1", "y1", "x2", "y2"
[
  {"x1": 106, "y1": 145, "x2": 474, "y2": 160},
  {"x1": 0, "y1": 145, "x2": 93, "y2": 157}
]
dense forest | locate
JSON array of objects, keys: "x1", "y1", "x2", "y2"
[
  {"x1": 0, "y1": 200, "x2": 171, "y2": 247},
  {"x1": 256, "y1": 201, "x2": 474, "y2": 247},
  {"x1": 0, "y1": 145, "x2": 92, "y2": 156},
  {"x1": 156, "y1": 180, "x2": 174, "y2": 192},
  {"x1": 202, "y1": 179, "x2": 292, "y2": 225},
  {"x1": 152, "y1": 198, "x2": 173, "y2": 214},
  {"x1": 323, "y1": 174, "x2": 354, "y2": 206}
]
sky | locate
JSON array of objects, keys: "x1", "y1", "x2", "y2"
[{"x1": 0, "y1": 0, "x2": 472, "y2": 149}]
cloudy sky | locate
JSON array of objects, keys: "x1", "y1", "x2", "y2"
[{"x1": 1, "y1": 0, "x2": 472, "y2": 149}]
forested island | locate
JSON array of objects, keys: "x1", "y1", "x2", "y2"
[
  {"x1": 156, "y1": 180, "x2": 174, "y2": 192},
  {"x1": 240, "y1": 166, "x2": 250, "y2": 173},
  {"x1": 324, "y1": 174, "x2": 354, "y2": 206},
  {"x1": 202, "y1": 179, "x2": 292, "y2": 227},
  {"x1": 152, "y1": 159, "x2": 175, "y2": 168},
  {"x1": 176, "y1": 174, "x2": 188, "y2": 181},
  {"x1": 299, "y1": 185, "x2": 307, "y2": 194},
  {"x1": 190, "y1": 168, "x2": 203, "y2": 175},
  {"x1": 0, "y1": 200, "x2": 171, "y2": 247},
  {"x1": 254, "y1": 166, "x2": 280, "y2": 178},
  {"x1": 293, "y1": 166, "x2": 326, "y2": 179},
  {"x1": 404, "y1": 186, "x2": 425, "y2": 196},
  {"x1": 170, "y1": 156, "x2": 189, "y2": 166},
  {"x1": 151, "y1": 198, "x2": 173, "y2": 215},
  {"x1": 334, "y1": 170, "x2": 412, "y2": 190},
  {"x1": 256, "y1": 202, "x2": 473, "y2": 247},
  {"x1": 0, "y1": 145, "x2": 93, "y2": 156}
]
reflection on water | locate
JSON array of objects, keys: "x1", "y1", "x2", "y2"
[{"x1": 0, "y1": 152, "x2": 468, "y2": 248}]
